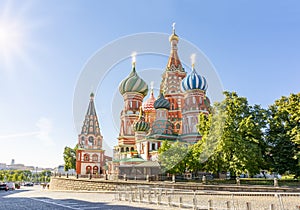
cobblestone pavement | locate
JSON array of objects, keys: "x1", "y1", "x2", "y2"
[
  {"x1": 2, "y1": 185, "x2": 299, "y2": 210},
  {"x1": 0, "y1": 185, "x2": 172, "y2": 210}
]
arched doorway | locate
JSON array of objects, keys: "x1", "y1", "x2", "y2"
[
  {"x1": 93, "y1": 166, "x2": 98, "y2": 174},
  {"x1": 86, "y1": 166, "x2": 91, "y2": 174}
]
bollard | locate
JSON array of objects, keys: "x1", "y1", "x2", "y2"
[
  {"x1": 146, "y1": 174, "x2": 149, "y2": 182},
  {"x1": 157, "y1": 194, "x2": 161, "y2": 205},
  {"x1": 202, "y1": 175, "x2": 206, "y2": 184},
  {"x1": 208, "y1": 199, "x2": 212, "y2": 210},
  {"x1": 236, "y1": 177, "x2": 240, "y2": 186},
  {"x1": 179, "y1": 197, "x2": 183, "y2": 208},
  {"x1": 172, "y1": 174, "x2": 175, "y2": 183},
  {"x1": 124, "y1": 174, "x2": 127, "y2": 181},
  {"x1": 141, "y1": 189, "x2": 144, "y2": 199},
  {"x1": 246, "y1": 202, "x2": 251, "y2": 210},
  {"x1": 130, "y1": 192, "x2": 133, "y2": 202},
  {"x1": 225, "y1": 201, "x2": 230, "y2": 210},
  {"x1": 168, "y1": 195, "x2": 171, "y2": 207},
  {"x1": 76, "y1": 174, "x2": 79, "y2": 179},
  {"x1": 139, "y1": 190, "x2": 142, "y2": 203},
  {"x1": 66, "y1": 173, "x2": 68, "y2": 178},
  {"x1": 270, "y1": 204, "x2": 275, "y2": 210},
  {"x1": 193, "y1": 197, "x2": 198, "y2": 210},
  {"x1": 274, "y1": 178, "x2": 278, "y2": 187}
]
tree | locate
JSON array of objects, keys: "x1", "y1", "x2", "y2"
[
  {"x1": 158, "y1": 141, "x2": 190, "y2": 174},
  {"x1": 63, "y1": 144, "x2": 78, "y2": 171},
  {"x1": 266, "y1": 93, "x2": 300, "y2": 177},
  {"x1": 195, "y1": 91, "x2": 267, "y2": 176}
]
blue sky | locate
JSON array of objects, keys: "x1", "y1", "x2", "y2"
[{"x1": 0, "y1": 0, "x2": 299, "y2": 168}]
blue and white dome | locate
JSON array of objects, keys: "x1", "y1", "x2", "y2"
[{"x1": 181, "y1": 67, "x2": 208, "y2": 91}]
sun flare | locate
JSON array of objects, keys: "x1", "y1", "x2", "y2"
[
  {"x1": 0, "y1": 20, "x2": 23, "y2": 58},
  {"x1": 0, "y1": 1, "x2": 35, "y2": 72}
]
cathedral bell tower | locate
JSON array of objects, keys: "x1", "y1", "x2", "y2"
[
  {"x1": 76, "y1": 93, "x2": 105, "y2": 175},
  {"x1": 160, "y1": 23, "x2": 186, "y2": 134}
]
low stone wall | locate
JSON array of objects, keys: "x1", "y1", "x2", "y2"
[{"x1": 50, "y1": 177, "x2": 300, "y2": 192}]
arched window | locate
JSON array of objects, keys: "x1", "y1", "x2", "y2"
[
  {"x1": 81, "y1": 136, "x2": 85, "y2": 146},
  {"x1": 92, "y1": 154, "x2": 98, "y2": 161},
  {"x1": 84, "y1": 154, "x2": 90, "y2": 161},
  {"x1": 88, "y1": 136, "x2": 94, "y2": 146}
]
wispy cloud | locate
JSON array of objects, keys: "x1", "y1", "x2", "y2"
[
  {"x1": 35, "y1": 117, "x2": 54, "y2": 146},
  {"x1": 0, "y1": 131, "x2": 39, "y2": 139},
  {"x1": 0, "y1": 117, "x2": 54, "y2": 146}
]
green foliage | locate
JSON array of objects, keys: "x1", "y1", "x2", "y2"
[
  {"x1": 195, "y1": 92, "x2": 267, "y2": 176},
  {"x1": 0, "y1": 170, "x2": 34, "y2": 182},
  {"x1": 158, "y1": 141, "x2": 190, "y2": 174},
  {"x1": 266, "y1": 93, "x2": 300, "y2": 177},
  {"x1": 156, "y1": 91, "x2": 300, "y2": 179},
  {"x1": 63, "y1": 144, "x2": 78, "y2": 171}
]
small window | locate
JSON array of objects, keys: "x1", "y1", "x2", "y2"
[{"x1": 88, "y1": 136, "x2": 94, "y2": 146}]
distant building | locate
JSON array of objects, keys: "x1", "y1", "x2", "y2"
[
  {"x1": 54, "y1": 165, "x2": 75, "y2": 175},
  {"x1": 0, "y1": 163, "x2": 6, "y2": 170}
]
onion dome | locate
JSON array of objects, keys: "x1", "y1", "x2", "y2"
[
  {"x1": 154, "y1": 93, "x2": 170, "y2": 110},
  {"x1": 181, "y1": 65, "x2": 208, "y2": 91},
  {"x1": 119, "y1": 63, "x2": 148, "y2": 96},
  {"x1": 133, "y1": 107, "x2": 150, "y2": 132},
  {"x1": 142, "y1": 88, "x2": 156, "y2": 111}
]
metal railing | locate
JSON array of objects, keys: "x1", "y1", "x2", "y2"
[{"x1": 116, "y1": 185, "x2": 300, "y2": 210}]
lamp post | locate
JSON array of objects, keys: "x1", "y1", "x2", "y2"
[{"x1": 36, "y1": 167, "x2": 38, "y2": 184}]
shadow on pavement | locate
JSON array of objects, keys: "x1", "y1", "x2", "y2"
[{"x1": 0, "y1": 195, "x2": 153, "y2": 210}]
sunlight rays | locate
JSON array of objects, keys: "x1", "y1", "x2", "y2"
[{"x1": 0, "y1": 1, "x2": 37, "y2": 73}]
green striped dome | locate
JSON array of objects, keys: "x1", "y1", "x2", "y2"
[
  {"x1": 119, "y1": 65, "x2": 148, "y2": 96},
  {"x1": 133, "y1": 109, "x2": 150, "y2": 132},
  {"x1": 133, "y1": 118, "x2": 150, "y2": 132}
]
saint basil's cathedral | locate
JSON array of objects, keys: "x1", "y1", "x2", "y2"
[{"x1": 76, "y1": 26, "x2": 210, "y2": 176}]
